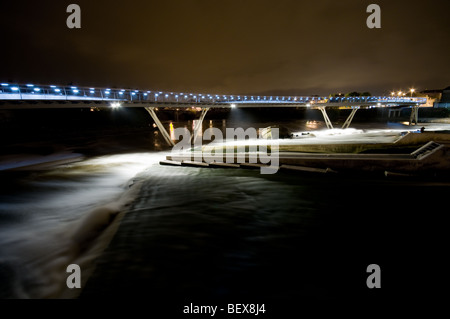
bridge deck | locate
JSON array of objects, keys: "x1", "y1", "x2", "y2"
[{"x1": 0, "y1": 83, "x2": 426, "y2": 109}]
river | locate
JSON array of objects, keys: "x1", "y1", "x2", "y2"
[{"x1": 0, "y1": 120, "x2": 449, "y2": 310}]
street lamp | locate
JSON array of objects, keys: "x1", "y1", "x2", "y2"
[{"x1": 410, "y1": 88, "x2": 415, "y2": 97}]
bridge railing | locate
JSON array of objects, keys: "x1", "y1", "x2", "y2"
[{"x1": 0, "y1": 83, "x2": 427, "y2": 105}]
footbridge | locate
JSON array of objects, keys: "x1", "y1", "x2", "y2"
[{"x1": 0, "y1": 83, "x2": 427, "y2": 146}]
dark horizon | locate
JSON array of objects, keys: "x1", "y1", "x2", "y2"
[{"x1": 1, "y1": 0, "x2": 449, "y2": 96}]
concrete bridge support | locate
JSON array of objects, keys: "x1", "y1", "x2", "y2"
[
  {"x1": 144, "y1": 107, "x2": 175, "y2": 147},
  {"x1": 342, "y1": 108, "x2": 358, "y2": 129},
  {"x1": 318, "y1": 107, "x2": 334, "y2": 129},
  {"x1": 145, "y1": 106, "x2": 211, "y2": 147},
  {"x1": 191, "y1": 107, "x2": 210, "y2": 143},
  {"x1": 409, "y1": 105, "x2": 419, "y2": 126},
  {"x1": 318, "y1": 106, "x2": 359, "y2": 129}
]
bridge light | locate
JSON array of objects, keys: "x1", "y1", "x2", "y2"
[
  {"x1": 306, "y1": 103, "x2": 311, "y2": 107},
  {"x1": 55, "y1": 89, "x2": 61, "y2": 92},
  {"x1": 131, "y1": 92, "x2": 136, "y2": 95},
  {"x1": 119, "y1": 92, "x2": 124, "y2": 95},
  {"x1": 231, "y1": 104, "x2": 236, "y2": 108},
  {"x1": 105, "y1": 91, "x2": 110, "y2": 95},
  {"x1": 90, "y1": 90, "x2": 95, "y2": 94},
  {"x1": 1, "y1": 83, "x2": 9, "y2": 86},
  {"x1": 11, "y1": 87, "x2": 19, "y2": 91},
  {"x1": 110, "y1": 102, "x2": 121, "y2": 108},
  {"x1": 73, "y1": 89, "x2": 79, "y2": 93},
  {"x1": 71, "y1": 86, "x2": 78, "y2": 89},
  {"x1": 144, "y1": 93, "x2": 148, "y2": 96},
  {"x1": 26, "y1": 84, "x2": 34, "y2": 87},
  {"x1": 34, "y1": 88, "x2": 40, "y2": 92}
]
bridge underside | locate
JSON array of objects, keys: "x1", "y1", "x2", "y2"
[{"x1": 0, "y1": 100, "x2": 423, "y2": 146}]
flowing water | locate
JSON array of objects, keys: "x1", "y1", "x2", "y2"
[{"x1": 0, "y1": 120, "x2": 449, "y2": 305}]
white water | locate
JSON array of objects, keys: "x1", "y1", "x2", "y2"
[
  {"x1": 0, "y1": 152, "x2": 166, "y2": 298},
  {"x1": 1, "y1": 121, "x2": 449, "y2": 298}
]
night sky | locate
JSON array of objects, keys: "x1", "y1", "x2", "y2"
[{"x1": 1, "y1": 0, "x2": 449, "y2": 95}]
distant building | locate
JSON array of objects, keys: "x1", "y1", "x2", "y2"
[{"x1": 434, "y1": 86, "x2": 450, "y2": 108}]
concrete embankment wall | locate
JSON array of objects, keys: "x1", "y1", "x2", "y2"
[
  {"x1": 279, "y1": 132, "x2": 450, "y2": 154},
  {"x1": 278, "y1": 147, "x2": 449, "y2": 174}
]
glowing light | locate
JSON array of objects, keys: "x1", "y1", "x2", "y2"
[
  {"x1": 26, "y1": 84, "x2": 34, "y2": 87},
  {"x1": 11, "y1": 87, "x2": 19, "y2": 91},
  {"x1": 34, "y1": 88, "x2": 40, "y2": 92},
  {"x1": 55, "y1": 89, "x2": 61, "y2": 92},
  {"x1": 110, "y1": 102, "x2": 122, "y2": 108},
  {"x1": 1, "y1": 83, "x2": 9, "y2": 86},
  {"x1": 73, "y1": 89, "x2": 79, "y2": 93},
  {"x1": 169, "y1": 122, "x2": 175, "y2": 140},
  {"x1": 231, "y1": 104, "x2": 236, "y2": 108}
]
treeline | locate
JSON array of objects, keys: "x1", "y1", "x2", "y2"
[{"x1": 329, "y1": 92, "x2": 372, "y2": 97}]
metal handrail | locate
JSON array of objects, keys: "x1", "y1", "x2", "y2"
[{"x1": 0, "y1": 83, "x2": 428, "y2": 105}]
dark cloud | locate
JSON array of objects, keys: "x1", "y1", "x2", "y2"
[{"x1": 0, "y1": 0, "x2": 449, "y2": 95}]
